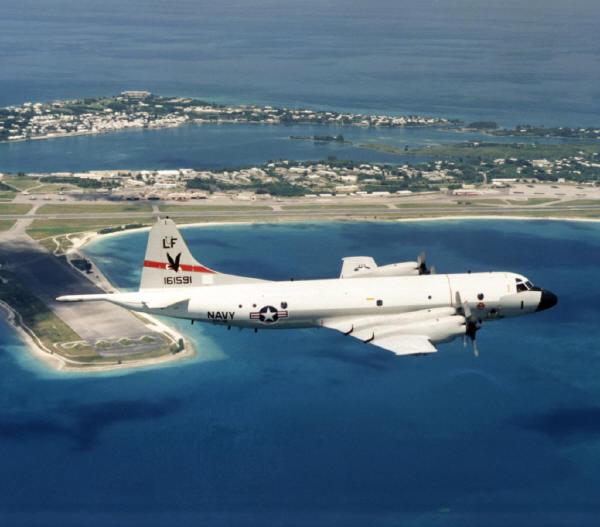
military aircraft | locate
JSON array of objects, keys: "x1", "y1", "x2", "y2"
[{"x1": 57, "y1": 218, "x2": 557, "y2": 356}]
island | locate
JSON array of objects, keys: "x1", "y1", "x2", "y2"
[
  {"x1": 0, "y1": 94, "x2": 599, "y2": 372},
  {"x1": 0, "y1": 92, "x2": 455, "y2": 143}
]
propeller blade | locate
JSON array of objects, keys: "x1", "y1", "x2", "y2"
[
  {"x1": 430, "y1": 265, "x2": 436, "y2": 275},
  {"x1": 473, "y1": 339, "x2": 479, "y2": 357},
  {"x1": 463, "y1": 300, "x2": 472, "y2": 320},
  {"x1": 417, "y1": 252, "x2": 430, "y2": 274}
]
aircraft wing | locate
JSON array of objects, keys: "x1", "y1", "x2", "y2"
[
  {"x1": 339, "y1": 257, "x2": 377, "y2": 278},
  {"x1": 366, "y1": 334, "x2": 437, "y2": 355},
  {"x1": 322, "y1": 308, "x2": 466, "y2": 356}
]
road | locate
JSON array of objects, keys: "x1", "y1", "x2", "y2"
[{"x1": 2, "y1": 203, "x2": 600, "y2": 222}]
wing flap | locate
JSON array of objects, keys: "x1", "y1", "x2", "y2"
[
  {"x1": 322, "y1": 310, "x2": 468, "y2": 356},
  {"x1": 372, "y1": 334, "x2": 437, "y2": 355}
]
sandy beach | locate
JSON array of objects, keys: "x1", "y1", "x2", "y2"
[{"x1": 5, "y1": 213, "x2": 598, "y2": 374}]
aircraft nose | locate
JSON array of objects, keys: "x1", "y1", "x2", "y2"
[{"x1": 536, "y1": 289, "x2": 558, "y2": 312}]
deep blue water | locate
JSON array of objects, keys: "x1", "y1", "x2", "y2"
[
  {"x1": 2, "y1": 220, "x2": 600, "y2": 525},
  {"x1": 1, "y1": 0, "x2": 599, "y2": 127}
]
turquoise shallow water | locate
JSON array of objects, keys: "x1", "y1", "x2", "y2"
[{"x1": 1, "y1": 220, "x2": 600, "y2": 525}]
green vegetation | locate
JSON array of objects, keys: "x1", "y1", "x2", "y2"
[
  {"x1": 394, "y1": 202, "x2": 458, "y2": 208},
  {"x1": 467, "y1": 121, "x2": 498, "y2": 130},
  {"x1": 158, "y1": 204, "x2": 272, "y2": 213},
  {"x1": 0, "y1": 203, "x2": 32, "y2": 214},
  {"x1": 1, "y1": 175, "x2": 42, "y2": 191},
  {"x1": 491, "y1": 125, "x2": 600, "y2": 140},
  {"x1": 0, "y1": 270, "x2": 81, "y2": 352},
  {"x1": 38, "y1": 203, "x2": 151, "y2": 214},
  {"x1": 357, "y1": 142, "x2": 407, "y2": 155},
  {"x1": 282, "y1": 203, "x2": 388, "y2": 210},
  {"x1": 26, "y1": 217, "x2": 155, "y2": 239},
  {"x1": 505, "y1": 198, "x2": 559, "y2": 205},
  {"x1": 358, "y1": 141, "x2": 600, "y2": 162},
  {"x1": 458, "y1": 199, "x2": 507, "y2": 205},
  {"x1": 0, "y1": 181, "x2": 18, "y2": 200},
  {"x1": 560, "y1": 199, "x2": 600, "y2": 206},
  {"x1": 28, "y1": 183, "x2": 79, "y2": 194},
  {"x1": 0, "y1": 191, "x2": 17, "y2": 201},
  {"x1": 410, "y1": 142, "x2": 600, "y2": 161},
  {"x1": 0, "y1": 219, "x2": 15, "y2": 231},
  {"x1": 40, "y1": 175, "x2": 116, "y2": 189}
]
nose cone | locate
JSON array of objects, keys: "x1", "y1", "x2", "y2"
[{"x1": 536, "y1": 289, "x2": 558, "y2": 312}]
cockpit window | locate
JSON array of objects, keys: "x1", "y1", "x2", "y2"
[{"x1": 515, "y1": 278, "x2": 535, "y2": 292}]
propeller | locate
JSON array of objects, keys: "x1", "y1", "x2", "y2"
[
  {"x1": 417, "y1": 252, "x2": 435, "y2": 275},
  {"x1": 455, "y1": 291, "x2": 482, "y2": 356}
]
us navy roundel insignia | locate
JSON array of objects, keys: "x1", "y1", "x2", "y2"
[
  {"x1": 250, "y1": 305, "x2": 289, "y2": 323},
  {"x1": 259, "y1": 305, "x2": 278, "y2": 323}
]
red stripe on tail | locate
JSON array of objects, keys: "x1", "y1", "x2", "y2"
[{"x1": 143, "y1": 260, "x2": 216, "y2": 274}]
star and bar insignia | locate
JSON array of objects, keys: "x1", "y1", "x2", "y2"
[{"x1": 250, "y1": 305, "x2": 289, "y2": 323}]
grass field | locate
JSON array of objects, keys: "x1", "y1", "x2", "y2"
[
  {"x1": 0, "y1": 203, "x2": 32, "y2": 215},
  {"x1": 0, "y1": 270, "x2": 81, "y2": 352},
  {"x1": 411, "y1": 142, "x2": 600, "y2": 160},
  {"x1": 559, "y1": 199, "x2": 600, "y2": 206},
  {"x1": 1, "y1": 176, "x2": 42, "y2": 191},
  {"x1": 0, "y1": 220, "x2": 16, "y2": 231},
  {"x1": 459, "y1": 199, "x2": 508, "y2": 205},
  {"x1": 38, "y1": 203, "x2": 152, "y2": 214},
  {"x1": 28, "y1": 183, "x2": 79, "y2": 194},
  {"x1": 0, "y1": 191, "x2": 17, "y2": 200},
  {"x1": 357, "y1": 141, "x2": 600, "y2": 161},
  {"x1": 158, "y1": 204, "x2": 272, "y2": 212},
  {"x1": 26, "y1": 217, "x2": 155, "y2": 239},
  {"x1": 282, "y1": 203, "x2": 389, "y2": 210},
  {"x1": 393, "y1": 202, "x2": 458, "y2": 208},
  {"x1": 505, "y1": 198, "x2": 559, "y2": 206}
]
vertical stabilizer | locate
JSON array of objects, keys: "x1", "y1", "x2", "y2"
[{"x1": 140, "y1": 218, "x2": 264, "y2": 289}]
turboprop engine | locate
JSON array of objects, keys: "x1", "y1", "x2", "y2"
[{"x1": 340, "y1": 252, "x2": 434, "y2": 279}]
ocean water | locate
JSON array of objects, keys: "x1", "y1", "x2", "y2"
[
  {"x1": 1, "y1": 0, "x2": 599, "y2": 127},
  {"x1": 0, "y1": 122, "x2": 559, "y2": 174},
  {"x1": 1, "y1": 220, "x2": 600, "y2": 525}
]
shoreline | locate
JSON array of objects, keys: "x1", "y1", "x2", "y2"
[
  {"x1": 4, "y1": 213, "x2": 597, "y2": 374},
  {"x1": 78, "y1": 214, "x2": 600, "y2": 249}
]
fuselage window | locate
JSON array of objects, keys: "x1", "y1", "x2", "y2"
[
  {"x1": 281, "y1": 302, "x2": 288, "y2": 309},
  {"x1": 477, "y1": 293, "x2": 484, "y2": 300},
  {"x1": 376, "y1": 299, "x2": 383, "y2": 307}
]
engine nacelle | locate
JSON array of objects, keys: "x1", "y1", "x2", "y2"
[{"x1": 353, "y1": 261, "x2": 419, "y2": 278}]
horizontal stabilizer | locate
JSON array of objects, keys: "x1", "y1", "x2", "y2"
[
  {"x1": 56, "y1": 294, "x2": 113, "y2": 302},
  {"x1": 142, "y1": 298, "x2": 189, "y2": 310}
]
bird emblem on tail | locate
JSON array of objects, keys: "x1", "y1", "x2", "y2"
[{"x1": 166, "y1": 252, "x2": 181, "y2": 272}]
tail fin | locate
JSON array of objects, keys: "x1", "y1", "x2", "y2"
[{"x1": 140, "y1": 218, "x2": 264, "y2": 289}]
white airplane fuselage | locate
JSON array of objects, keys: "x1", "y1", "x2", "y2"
[
  {"x1": 57, "y1": 218, "x2": 557, "y2": 356},
  {"x1": 111, "y1": 271, "x2": 544, "y2": 331}
]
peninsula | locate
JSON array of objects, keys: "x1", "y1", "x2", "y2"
[{"x1": 0, "y1": 92, "x2": 454, "y2": 143}]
